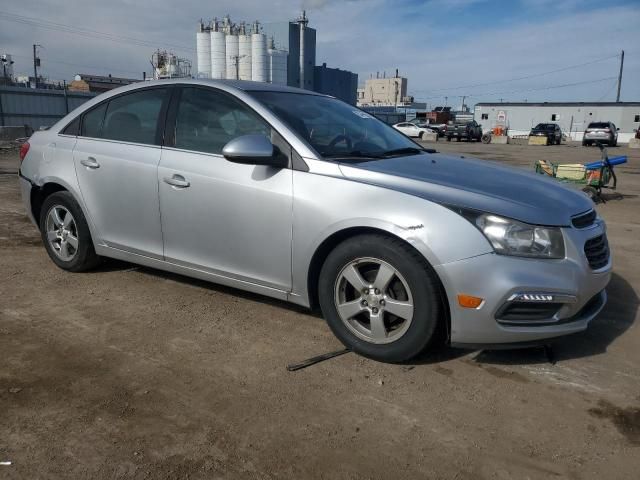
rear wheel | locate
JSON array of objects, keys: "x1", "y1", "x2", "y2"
[
  {"x1": 40, "y1": 191, "x2": 101, "y2": 272},
  {"x1": 446, "y1": 136, "x2": 451, "y2": 142},
  {"x1": 419, "y1": 131, "x2": 424, "y2": 140},
  {"x1": 318, "y1": 234, "x2": 442, "y2": 363}
]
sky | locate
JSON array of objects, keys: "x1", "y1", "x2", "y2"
[{"x1": 1, "y1": 0, "x2": 639, "y2": 107}]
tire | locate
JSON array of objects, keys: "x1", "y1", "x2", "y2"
[
  {"x1": 419, "y1": 132, "x2": 424, "y2": 140},
  {"x1": 446, "y1": 136, "x2": 451, "y2": 142},
  {"x1": 318, "y1": 234, "x2": 442, "y2": 363},
  {"x1": 39, "y1": 191, "x2": 101, "y2": 272}
]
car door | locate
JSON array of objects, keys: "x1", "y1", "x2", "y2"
[
  {"x1": 158, "y1": 86, "x2": 293, "y2": 290},
  {"x1": 73, "y1": 87, "x2": 169, "y2": 258}
]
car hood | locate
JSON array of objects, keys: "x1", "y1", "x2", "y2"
[{"x1": 338, "y1": 153, "x2": 593, "y2": 226}]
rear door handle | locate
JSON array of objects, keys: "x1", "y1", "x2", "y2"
[
  {"x1": 163, "y1": 174, "x2": 190, "y2": 188},
  {"x1": 80, "y1": 157, "x2": 100, "y2": 169}
]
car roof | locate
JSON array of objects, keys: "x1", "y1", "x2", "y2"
[{"x1": 135, "y1": 78, "x2": 325, "y2": 96}]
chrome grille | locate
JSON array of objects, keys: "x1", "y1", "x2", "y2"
[{"x1": 584, "y1": 234, "x2": 609, "y2": 270}]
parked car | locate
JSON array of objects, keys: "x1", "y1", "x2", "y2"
[
  {"x1": 19, "y1": 79, "x2": 611, "y2": 362},
  {"x1": 582, "y1": 122, "x2": 618, "y2": 147},
  {"x1": 393, "y1": 122, "x2": 435, "y2": 139},
  {"x1": 445, "y1": 120, "x2": 483, "y2": 142},
  {"x1": 529, "y1": 123, "x2": 562, "y2": 145}
]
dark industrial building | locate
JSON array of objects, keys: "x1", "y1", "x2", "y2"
[{"x1": 313, "y1": 63, "x2": 358, "y2": 105}]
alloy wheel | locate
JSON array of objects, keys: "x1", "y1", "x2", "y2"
[
  {"x1": 334, "y1": 257, "x2": 414, "y2": 344},
  {"x1": 45, "y1": 205, "x2": 79, "y2": 261}
]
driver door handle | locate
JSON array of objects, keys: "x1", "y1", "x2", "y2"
[
  {"x1": 163, "y1": 174, "x2": 190, "y2": 189},
  {"x1": 80, "y1": 157, "x2": 100, "y2": 169}
]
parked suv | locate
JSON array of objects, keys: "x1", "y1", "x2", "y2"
[
  {"x1": 19, "y1": 79, "x2": 611, "y2": 362},
  {"x1": 445, "y1": 121, "x2": 483, "y2": 142},
  {"x1": 529, "y1": 123, "x2": 562, "y2": 145},
  {"x1": 583, "y1": 122, "x2": 618, "y2": 147}
]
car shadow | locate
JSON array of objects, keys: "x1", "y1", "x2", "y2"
[
  {"x1": 469, "y1": 272, "x2": 638, "y2": 366},
  {"x1": 92, "y1": 258, "x2": 319, "y2": 316},
  {"x1": 88, "y1": 261, "x2": 636, "y2": 367}
]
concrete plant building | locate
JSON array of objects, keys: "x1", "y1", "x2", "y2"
[
  {"x1": 474, "y1": 102, "x2": 640, "y2": 143},
  {"x1": 357, "y1": 75, "x2": 409, "y2": 107}
]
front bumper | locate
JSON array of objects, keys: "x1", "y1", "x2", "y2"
[{"x1": 435, "y1": 222, "x2": 611, "y2": 344}]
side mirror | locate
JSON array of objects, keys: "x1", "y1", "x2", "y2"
[
  {"x1": 222, "y1": 135, "x2": 287, "y2": 168},
  {"x1": 617, "y1": 127, "x2": 620, "y2": 131}
]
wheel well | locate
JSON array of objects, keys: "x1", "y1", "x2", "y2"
[
  {"x1": 306, "y1": 227, "x2": 451, "y2": 341},
  {"x1": 31, "y1": 182, "x2": 67, "y2": 228}
]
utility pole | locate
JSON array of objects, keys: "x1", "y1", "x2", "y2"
[
  {"x1": 616, "y1": 49, "x2": 624, "y2": 102},
  {"x1": 32, "y1": 44, "x2": 41, "y2": 88},
  {"x1": 461, "y1": 95, "x2": 466, "y2": 112}
]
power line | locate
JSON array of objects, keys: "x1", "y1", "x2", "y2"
[
  {"x1": 8, "y1": 53, "x2": 143, "y2": 77},
  {"x1": 413, "y1": 76, "x2": 618, "y2": 102},
  {"x1": 413, "y1": 53, "x2": 621, "y2": 94},
  {"x1": 0, "y1": 11, "x2": 194, "y2": 53}
]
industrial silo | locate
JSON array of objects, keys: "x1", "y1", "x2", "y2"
[
  {"x1": 210, "y1": 21, "x2": 226, "y2": 80},
  {"x1": 225, "y1": 32, "x2": 239, "y2": 79},
  {"x1": 238, "y1": 28, "x2": 252, "y2": 80},
  {"x1": 268, "y1": 39, "x2": 288, "y2": 86},
  {"x1": 196, "y1": 22, "x2": 211, "y2": 78},
  {"x1": 250, "y1": 23, "x2": 267, "y2": 82}
]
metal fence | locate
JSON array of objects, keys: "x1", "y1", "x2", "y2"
[{"x1": 0, "y1": 85, "x2": 97, "y2": 130}]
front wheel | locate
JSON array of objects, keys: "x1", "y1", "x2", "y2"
[{"x1": 318, "y1": 234, "x2": 443, "y2": 363}]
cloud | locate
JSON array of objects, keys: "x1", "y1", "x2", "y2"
[{"x1": 0, "y1": 0, "x2": 637, "y2": 103}]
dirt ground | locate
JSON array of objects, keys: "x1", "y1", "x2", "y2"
[{"x1": 1, "y1": 141, "x2": 639, "y2": 479}]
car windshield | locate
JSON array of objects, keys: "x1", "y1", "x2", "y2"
[
  {"x1": 588, "y1": 122, "x2": 609, "y2": 129},
  {"x1": 249, "y1": 91, "x2": 422, "y2": 160},
  {"x1": 534, "y1": 123, "x2": 555, "y2": 130}
]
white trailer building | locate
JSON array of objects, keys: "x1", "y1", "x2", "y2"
[{"x1": 474, "y1": 102, "x2": 640, "y2": 143}]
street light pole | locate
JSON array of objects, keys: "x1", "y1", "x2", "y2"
[{"x1": 616, "y1": 50, "x2": 624, "y2": 102}]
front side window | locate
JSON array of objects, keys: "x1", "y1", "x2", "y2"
[
  {"x1": 174, "y1": 87, "x2": 270, "y2": 155},
  {"x1": 101, "y1": 88, "x2": 167, "y2": 144},
  {"x1": 250, "y1": 91, "x2": 419, "y2": 159}
]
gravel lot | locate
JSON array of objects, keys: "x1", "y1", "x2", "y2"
[{"x1": 1, "y1": 141, "x2": 639, "y2": 479}]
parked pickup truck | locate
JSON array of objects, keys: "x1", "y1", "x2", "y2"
[{"x1": 445, "y1": 121, "x2": 483, "y2": 142}]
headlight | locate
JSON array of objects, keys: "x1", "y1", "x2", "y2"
[{"x1": 455, "y1": 209, "x2": 565, "y2": 259}]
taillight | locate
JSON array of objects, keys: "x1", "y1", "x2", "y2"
[{"x1": 19, "y1": 142, "x2": 30, "y2": 162}]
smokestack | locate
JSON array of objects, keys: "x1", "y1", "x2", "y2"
[{"x1": 298, "y1": 10, "x2": 307, "y2": 88}]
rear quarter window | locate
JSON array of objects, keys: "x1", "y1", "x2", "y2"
[{"x1": 81, "y1": 103, "x2": 108, "y2": 138}]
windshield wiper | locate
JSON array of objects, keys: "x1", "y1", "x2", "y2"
[
  {"x1": 323, "y1": 150, "x2": 385, "y2": 160},
  {"x1": 379, "y1": 147, "x2": 425, "y2": 157}
]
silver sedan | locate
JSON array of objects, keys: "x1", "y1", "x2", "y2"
[{"x1": 19, "y1": 79, "x2": 611, "y2": 362}]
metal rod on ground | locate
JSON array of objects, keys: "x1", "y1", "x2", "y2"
[
  {"x1": 616, "y1": 50, "x2": 624, "y2": 102},
  {"x1": 287, "y1": 348, "x2": 351, "y2": 371}
]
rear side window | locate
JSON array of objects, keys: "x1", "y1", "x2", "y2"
[
  {"x1": 101, "y1": 89, "x2": 167, "y2": 144},
  {"x1": 61, "y1": 116, "x2": 80, "y2": 136},
  {"x1": 81, "y1": 103, "x2": 108, "y2": 138},
  {"x1": 174, "y1": 87, "x2": 270, "y2": 155}
]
